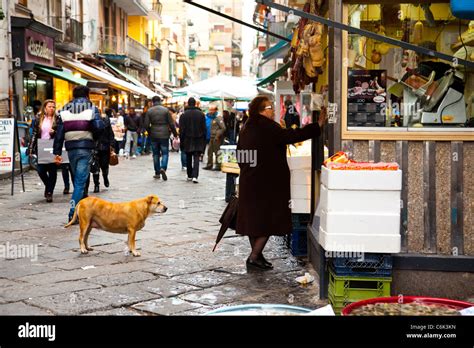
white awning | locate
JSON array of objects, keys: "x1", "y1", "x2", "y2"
[
  {"x1": 152, "y1": 83, "x2": 172, "y2": 98},
  {"x1": 58, "y1": 58, "x2": 158, "y2": 99}
]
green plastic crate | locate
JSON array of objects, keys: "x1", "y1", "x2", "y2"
[
  {"x1": 328, "y1": 292, "x2": 348, "y2": 316},
  {"x1": 328, "y1": 268, "x2": 391, "y2": 303}
]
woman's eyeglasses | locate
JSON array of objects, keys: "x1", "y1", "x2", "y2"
[{"x1": 264, "y1": 105, "x2": 274, "y2": 110}]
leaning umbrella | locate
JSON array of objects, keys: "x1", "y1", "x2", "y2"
[{"x1": 213, "y1": 195, "x2": 238, "y2": 252}]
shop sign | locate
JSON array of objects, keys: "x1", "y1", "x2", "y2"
[
  {"x1": 328, "y1": 103, "x2": 338, "y2": 124},
  {"x1": 0, "y1": 119, "x2": 15, "y2": 172},
  {"x1": 24, "y1": 29, "x2": 55, "y2": 67}
]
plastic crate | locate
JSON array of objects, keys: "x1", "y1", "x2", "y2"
[
  {"x1": 291, "y1": 213, "x2": 311, "y2": 229},
  {"x1": 329, "y1": 253, "x2": 392, "y2": 277},
  {"x1": 289, "y1": 228, "x2": 307, "y2": 257},
  {"x1": 328, "y1": 292, "x2": 350, "y2": 316},
  {"x1": 328, "y1": 268, "x2": 391, "y2": 303}
]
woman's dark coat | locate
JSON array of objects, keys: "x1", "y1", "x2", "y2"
[
  {"x1": 179, "y1": 106, "x2": 207, "y2": 153},
  {"x1": 236, "y1": 114, "x2": 321, "y2": 237}
]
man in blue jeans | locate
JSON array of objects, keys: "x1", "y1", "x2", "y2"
[
  {"x1": 53, "y1": 86, "x2": 104, "y2": 222},
  {"x1": 143, "y1": 96, "x2": 178, "y2": 180}
]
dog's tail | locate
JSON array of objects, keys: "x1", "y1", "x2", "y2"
[{"x1": 64, "y1": 202, "x2": 80, "y2": 228}]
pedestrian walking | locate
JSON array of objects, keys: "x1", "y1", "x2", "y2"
[
  {"x1": 142, "y1": 96, "x2": 178, "y2": 181},
  {"x1": 171, "y1": 107, "x2": 187, "y2": 170},
  {"x1": 203, "y1": 105, "x2": 226, "y2": 171},
  {"x1": 124, "y1": 107, "x2": 140, "y2": 159},
  {"x1": 28, "y1": 99, "x2": 59, "y2": 202},
  {"x1": 53, "y1": 85, "x2": 105, "y2": 223},
  {"x1": 236, "y1": 95, "x2": 326, "y2": 270},
  {"x1": 88, "y1": 111, "x2": 114, "y2": 193},
  {"x1": 223, "y1": 110, "x2": 238, "y2": 145},
  {"x1": 179, "y1": 97, "x2": 206, "y2": 183},
  {"x1": 109, "y1": 109, "x2": 125, "y2": 155}
]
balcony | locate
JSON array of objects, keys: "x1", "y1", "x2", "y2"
[
  {"x1": 150, "y1": 46, "x2": 162, "y2": 63},
  {"x1": 99, "y1": 34, "x2": 127, "y2": 55},
  {"x1": 113, "y1": 0, "x2": 148, "y2": 15},
  {"x1": 54, "y1": 17, "x2": 84, "y2": 53},
  {"x1": 126, "y1": 36, "x2": 150, "y2": 66},
  {"x1": 148, "y1": 0, "x2": 162, "y2": 20},
  {"x1": 268, "y1": 21, "x2": 293, "y2": 45}
]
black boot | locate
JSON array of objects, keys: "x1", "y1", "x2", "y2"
[{"x1": 94, "y1": 185, "x2": 100, "y2": 193}]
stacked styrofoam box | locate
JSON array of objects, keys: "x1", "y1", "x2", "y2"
[
  {"x1": 287, "y1": 156, "x2": 311, "y2": 214},
  {"x1": 318, "y1": 166, "x2": 402, "y2": 253}
]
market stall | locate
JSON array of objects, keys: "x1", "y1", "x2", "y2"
[{"x1": 262, "y1": 0, "x2": 474, "y2": 302}]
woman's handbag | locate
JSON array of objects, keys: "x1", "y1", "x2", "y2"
[{"x1": 109, "y1": 148, "x2": 119, "y2": 166}]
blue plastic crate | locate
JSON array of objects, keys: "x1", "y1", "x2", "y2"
[
  {"x1": 291, "y1": 213, "x2": 311, "y2": 229},
  {"x1": 290, "y1": 228, "x2": 307, "y2": 257},
  {"x1": 329, "y1": 253, "x2": 392, "y2": 277}
]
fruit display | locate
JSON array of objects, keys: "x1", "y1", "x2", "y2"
[{"x1": 323, "y1": 151, "x2": 399, "y2": 170}]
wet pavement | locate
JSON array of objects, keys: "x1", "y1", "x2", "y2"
[{"x1": 0, "y1": 152, "x2": 325, "y2": 315}]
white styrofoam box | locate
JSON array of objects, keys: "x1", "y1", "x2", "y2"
[
  {"x1": 321, "y1": 166, "x2": 402, "y2": 191},
  {"x1": 318, "y1": 226, "x2": 401, "y2": 253},
  {"x1": 320, "y1": 184, "x2": 401, "y2": 213},
  {"x1": 291, "y1": 184, "x2": 311, "y2": 199},
  {"x1": 320, "y1": 209, "x2": 400, "y2": 236},
  {"x1": 290, "y1": 169, "x2": 312, "y2": 185},
  {"x1": 291, "y1": 199, "x2": 310, "y2": 214},
  {"x1": 287, "y1": 155, "x2": 311, "y2": 170}
]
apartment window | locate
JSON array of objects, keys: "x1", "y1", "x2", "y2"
[
  {"x1": 199, "y1": 68, "x2": 210, "y2": 80},
  {"x1": 213, "y1": 25, "x2": 225, "y2": 32}
]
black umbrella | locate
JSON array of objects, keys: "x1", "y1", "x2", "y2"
[{"x1": 213, "y1": 195, "x2": 238, "y2": 252}]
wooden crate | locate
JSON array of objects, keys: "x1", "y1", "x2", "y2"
[{"x1": 221, "y1": 162, "x2": 240, "y2": 175}]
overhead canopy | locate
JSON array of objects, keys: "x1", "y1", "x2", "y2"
[
  {"x1": 257, "y1": 62, "x2": 291, "y2": 86},
  {"x1": 152, "y1": 83, "x2": 172, "y2": 98},
  {"x1": 259, "y1": 34, "x2": 292, "y2": 66},
  {"x1": 104, "y1": 62, "x2": 163, "y2": 98},
  {"x1": 58, "y1": 58, "x2": 159, "y2": 99},
  {"x1": 35, "y1": 66, "x2": 88, "y2": 86},
  {"x1": 173, "y1": 75, "x2": 273, "y2": 101}
]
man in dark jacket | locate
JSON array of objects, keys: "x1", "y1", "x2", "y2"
[
  {"x1": 143, "y1": 96, "x2": 178, "y2": 180},
  {"x1": 53, "y1": 85, "x2": 105, "y2": 222},
  {"x1": 179, "y1": 98, "x2": 206, "y2": 183},
  {"x1": 124, "y1": 108, "x2": 140, "y2": 159}
]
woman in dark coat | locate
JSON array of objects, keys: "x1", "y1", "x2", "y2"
[
  {"x1": 179, "y1": 97, "x2": 207, "y2": 182},
  {"x1": 237, "y1": 95, "x2": 326, "y2": 270}
]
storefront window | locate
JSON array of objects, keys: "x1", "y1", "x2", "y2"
[{"x1": 345, "y1": 3, "x2": 474, "y2": 131}]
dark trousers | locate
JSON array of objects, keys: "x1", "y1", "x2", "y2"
[
  {"x1": 93, "y1": 149, "x2": 110, "y2": 186},
  {"x1": 61, "y1": 164, "x2": 73, "y2": 190},
  {"x1": 225, "y1": 173, "x2": 238, "y2": 202},
  {"x1": 84, "y1": 149, "x2": 110, "y2": 193},
  {"x1": 37, "y1": 163, "x2": 57, "y2": 194},
  {"x1": 206, "y1": 138, "x2": 222, "y2": 169},
  {"x1": 186, "y1": 151, "x2": 201, "y2": 179}
]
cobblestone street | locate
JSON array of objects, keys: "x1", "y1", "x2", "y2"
[{"x1": 0, "y1": 152, "x2": 324, "y2": 315}]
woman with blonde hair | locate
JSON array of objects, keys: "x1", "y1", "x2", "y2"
[{"x1": 28, "y1": 99, "x2": 59, "y2": 202}]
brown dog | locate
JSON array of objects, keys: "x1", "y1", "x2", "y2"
[{"x1": 65, "y1": 194, "x2": 167, "y2": 256}]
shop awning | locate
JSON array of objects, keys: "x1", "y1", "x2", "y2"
[
  {"x1": 152, "y1": 83, "x2": 172, "y2": 98},
  {"x1": 104, "y1": 61, "x2": 163, "y2": 98},
  {"x1": 58, "y1": 58, "x2": 158, "y2": 99},
  {"x1": 35, "y1": 66, "x2": 88, "y2": 86},
  {"x1": 257, "y1": 62, "x2": 291, "y2": 86},
  {"x1": 259, "y1": 34, "x2": 292, "y2": 66}
]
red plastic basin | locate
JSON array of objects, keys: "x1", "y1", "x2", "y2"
[{"x1": 342, "y1": 296, "x2": 474, "y2": 316}]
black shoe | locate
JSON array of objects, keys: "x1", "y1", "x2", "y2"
[
  {"x1": 246, "y1": 257, "x2": 272, "y2": 270},
  {"x1": 46, "y1": 193, "x2": 53, "y2": 203},
  {"x1": 203, "y1": 166, "x2": 212, "y2": 170},
  {"x1": 63, "y1": 187, "x2": 70, "y2": 195},
  {"x1": 259, "y1": 254, "x2": 273, "y2": 268},
  {"x1": 212, "y1": 167, "x2": 221, "y2": 171},
  {"x1": 160, "y1": 169, "x2": 167, "y2": 181},
  {"x1": 104, "y1": 177, "x2": 109, "y2": 188},
  {"x1": 93, "y1": 185, "x2": 100, "y2": 193}
]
